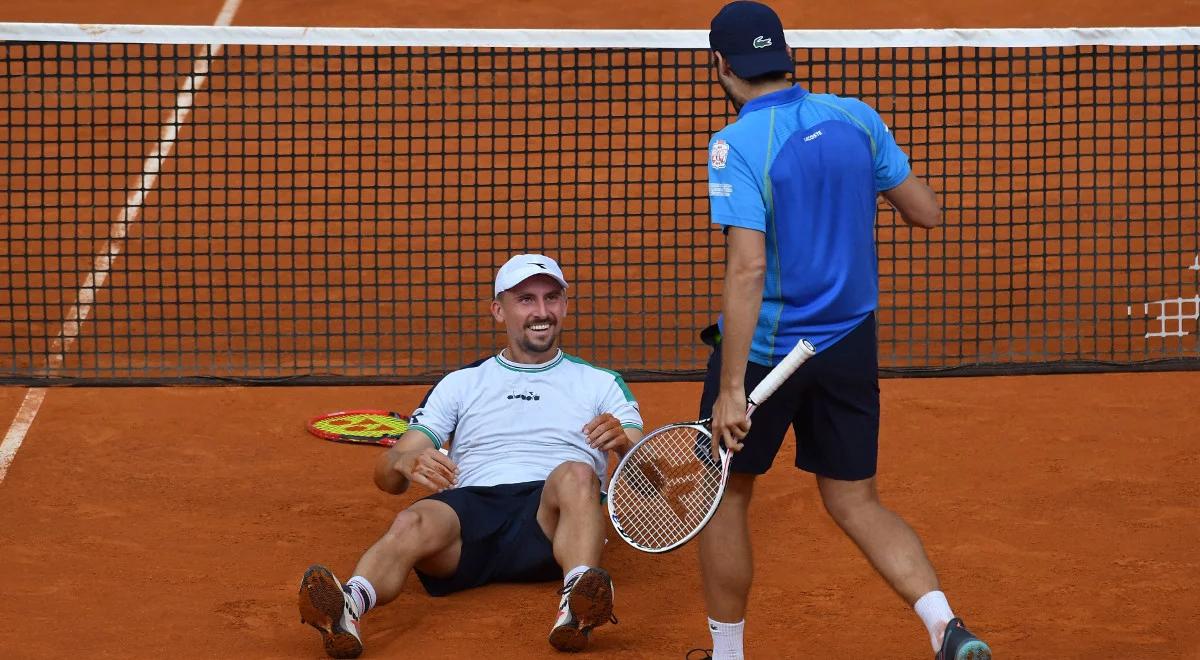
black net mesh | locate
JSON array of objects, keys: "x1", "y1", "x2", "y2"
[{"x1": 1, "y1": 40, "x2": 1197, "y2": 383}]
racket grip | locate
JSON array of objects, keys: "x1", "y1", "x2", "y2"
[{"x1": 747, "y1": 339, "x2": 815, "y2": 408}]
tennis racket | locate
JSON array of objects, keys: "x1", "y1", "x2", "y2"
[
  {"x1": 307, "y1": 409, "x2": 451, "y2": 455},
  {"x1": 307, "y1": 410, "x2": 411, "y2": 447},
  {"x1": 607, "y1": 339, "x2": 816, "y2": 553}
]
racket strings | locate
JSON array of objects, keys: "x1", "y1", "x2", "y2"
[
  {"x1": 609, "y1": 425, "x2": 722, "y2": 550},
  {"x1": 313, "y1": 413, "x2": 408, "y2": 439}
]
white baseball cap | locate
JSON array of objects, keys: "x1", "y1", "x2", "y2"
[{"x1": 494, "y1": 254, "x2": 569, "y2": 296}]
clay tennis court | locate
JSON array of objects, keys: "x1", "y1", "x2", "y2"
[{"x1": 2, "y1": 1, "x2": 1199, "y2": 659}]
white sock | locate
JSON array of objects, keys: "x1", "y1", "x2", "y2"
[
  {"x1": 345, "y1": 576, "x2": 377, "y2": 616},
  {"x1": 564, "y1": 565, "x2": 590, "y2": 587},
  {"x1": 913, "y1": 590, "x2": 954, "y2": 652},
  {"x1": 707, "y1": 617, "x2": 744, "y2": 660}
]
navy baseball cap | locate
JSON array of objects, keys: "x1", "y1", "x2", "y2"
[{"x1": 709, "y1": 1, "x2": 793, "y2": 79}]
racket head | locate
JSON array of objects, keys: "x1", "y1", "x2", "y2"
[
  {"x1": 607, "y1": 420, "x2": 730, "y2": 553},
  {"x1": 306, "y1": 410, "x2": 409, "y2": 447}
]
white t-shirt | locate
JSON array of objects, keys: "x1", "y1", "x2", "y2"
[{"x1": 408, "y1": 349, "x2": 643, "y2": 488}]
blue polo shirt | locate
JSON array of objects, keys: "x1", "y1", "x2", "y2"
[{"x1": 707, "y1": 84, "x2": 910, "y2": 365}]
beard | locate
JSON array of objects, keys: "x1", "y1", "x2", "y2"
[
  {"x1": 517, "y1": 333, "x2": 556, "y2": 356},
  {"x1": 517, "y1": 320, "x2": 559, "y2": 356}
]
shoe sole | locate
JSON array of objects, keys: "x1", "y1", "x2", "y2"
[
  {"x1": 956, "y1": 640, "x2": 992, "y2": 660},
  {"x1": 298, "y1": 566, "x2": 364, "y2": 659},
  {"x1": 549, "y1": 569, "x2": 615, "y2": 652}
]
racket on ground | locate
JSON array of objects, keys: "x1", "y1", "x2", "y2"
[
  {"x1": 307, "y1": 410, "x2": 410, "y2": 446},
  {"x1": 307, "y1": 410, "x2": 450, "y2": 455},
  {"x1": 607, "y1": 339, "x2": 817, "y2": 553}
]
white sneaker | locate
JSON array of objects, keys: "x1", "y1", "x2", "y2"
[
  {"x1": 548, "y1": 567, "x2": 617, "y2": 652},
  {"x1": 298, "y1": 565, "x2": 364, "y2": 659}
]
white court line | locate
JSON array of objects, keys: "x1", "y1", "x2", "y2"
[
  {"x1": 0, "y1": 389, "x2": 47, "y2": 482},
  {"x1": 213, "y1": 0, "x2": 242, "y2": 27},
  {"x1": 0, "y1": 0, "x2": 244, "y2": 485},
  {"x1": 48, "y1": 0, "x2": 243, "y2": 365}
]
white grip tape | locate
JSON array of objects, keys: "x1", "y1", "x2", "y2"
[{"x1": 747, "y1": 339, "x2": 816, "y2": 407}]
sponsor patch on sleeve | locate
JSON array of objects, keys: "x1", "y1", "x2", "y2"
[
  {"x1": 708, "y1": 183, "x2": 733, "y2": 197},
  {"x1": 709, "y1": 139, "x2": 730, "y2": 170}
]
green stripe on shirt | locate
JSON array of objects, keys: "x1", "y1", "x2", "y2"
[
  {"x1": 408, "y1": 424, "x2": 443, "y2": 450},
  {"x1": 562, "y1": 353, "x2": 637, "y2": 402}
]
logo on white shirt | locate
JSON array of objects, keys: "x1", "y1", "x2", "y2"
[{"x1": 709, "y1": 139, "x2": 730, "y2": 170}]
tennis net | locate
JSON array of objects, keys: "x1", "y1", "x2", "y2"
[{"x1": 1, "y1": 24, "x2": 1197, "y2": 384}]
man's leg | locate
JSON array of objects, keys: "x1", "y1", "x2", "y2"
[
  {"x1": 818, "y1": 475, "x2": 941, "y2": 596},
  {"x1": 793, "y1": 316, "x2": 984, "y2": 656},
  {"x1": 536, "y1": 461, "x2": 606, "y2": 568},
  {"x1": 817, "y1": 475, "x2": 990, "y2": 658},
  {"x1": 816, "y1": 476, "x2": 950, "y2": 647},
  {"x1": 299, "y1": 499, "x2": 462, "y2": 659},
  {"x1": 536, "y1": 461, "x2": 614, "y2": 651},
  {"x1": 698, "y1": 473, "x2": 757, "y2": 621},
  {"x1": 352, "y1": 498, "x2": 463, "y2": 603},
  {"x1": 691, "y1": 340, "x2": 792, "y2": 660},
  {"x1": 697, "y1": 472, "x2": 756, "y2": 659}
]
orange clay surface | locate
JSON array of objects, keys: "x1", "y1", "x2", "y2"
[
  {"x1": 3, "y1": 0, "x2": 1200, "y2": 28},
  {"x1": 0, "y1": 375, "x2": 1198, "y2": 658},
  {"x1": 0, "y1": 389, "x2": 24, "y2": 430},
  {"x1": 2, "y1": 1, "x2": 1200, "y2": 659}
]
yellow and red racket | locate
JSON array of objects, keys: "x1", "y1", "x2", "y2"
[{"x1": 306, "y1": 410, "x2": 410, "y2": 446}]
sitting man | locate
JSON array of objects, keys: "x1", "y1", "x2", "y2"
[{"x1": 298, "y1": 253, "x2": 644, "y2": 658}]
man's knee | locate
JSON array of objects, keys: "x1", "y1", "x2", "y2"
[
  {"x1": 544, "y1": 463, "x2": 600, "y2": 516},
  {"x1": 701, "y1": 473, "x2": 755, "y2": 529},
  {"x1": 382, "y1": 505, "x2": 456, "y2": 553},
  {"x1": 382, "y1": 509, "x2": 425, "y2": 546},
  {"x1": 818, "y1": 476, "x2": 880, "y2": 524},
  {"x1": 723, "y1": 472, "x2": 757, "y2": 502},
  {"x1": 547, "y1": 461, "x2": 600, "y2": 502}
]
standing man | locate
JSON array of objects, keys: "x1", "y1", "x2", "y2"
[
  {"x1": 696, "y1": 3, "x2": 991, "y2": 660},
  {"x1": 298, "y1": 254, "x2": 643, "y2": 658}
]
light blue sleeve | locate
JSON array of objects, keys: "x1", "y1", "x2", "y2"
[
  {"x1": 408, "y1": 374, "x2": 461, "y2": 449},
  {"x1": 707, "y1": 133, "x2": 767, "y2": 232},
  {"x1": 846, "y1": 98, "x2": 912, "y2": 191}
]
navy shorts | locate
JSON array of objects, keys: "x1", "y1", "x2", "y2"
[
  {"x1": 415, "y1": 481, "x2": 560, "y2": 597},
  {"x1": 699, "y1": 314, "x2": 880, "y2": 481}
]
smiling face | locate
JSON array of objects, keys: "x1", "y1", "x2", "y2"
[{"x1": 491, "y1": 274, "x2": 568, "y2": 364}]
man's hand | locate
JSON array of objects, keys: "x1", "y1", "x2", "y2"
[
  {"x1": 710, "y1": 388, "x2": 750, "y2": 453},
  {"x1": 394, "y1": 447, "x2": 458, "y2": 492},
  {"x1": 583, "y1": 413, "x2": 630, "y2": 454}
]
